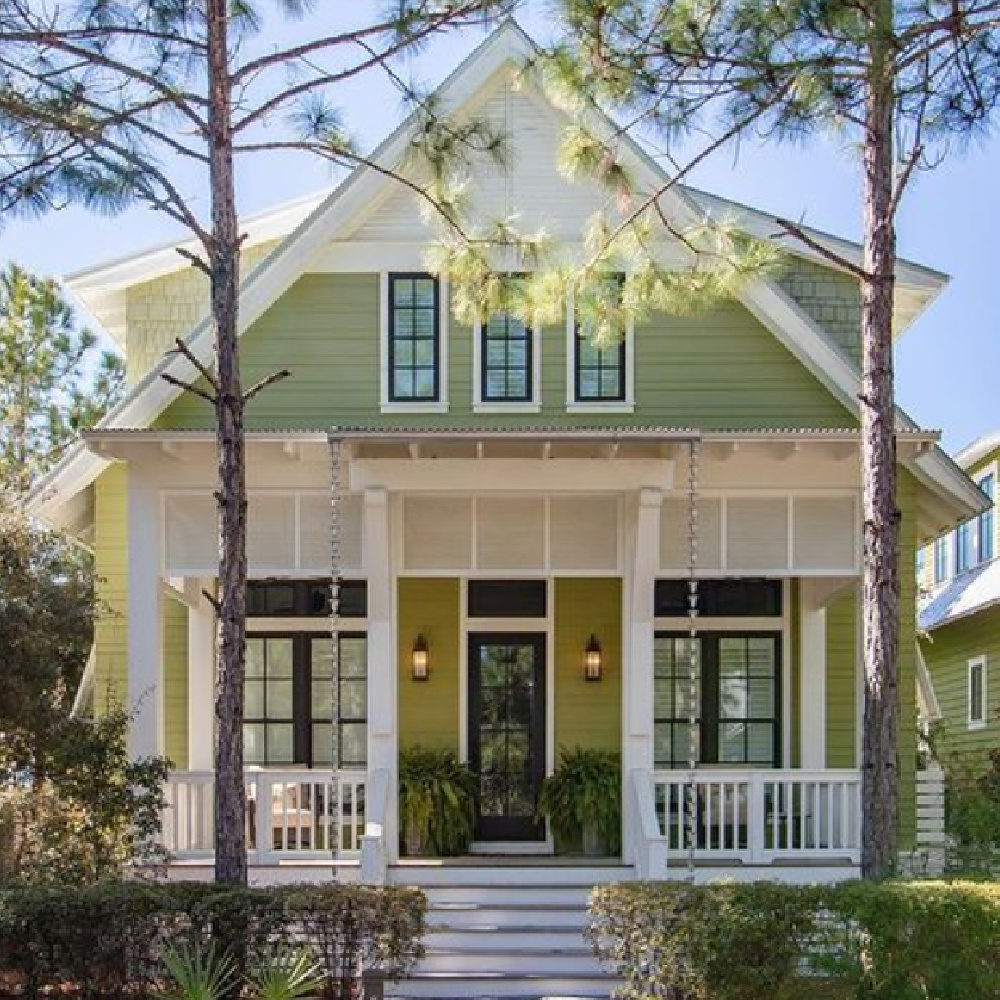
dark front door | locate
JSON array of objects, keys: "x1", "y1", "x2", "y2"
[{"x1": 468, "y1": 633, "x2": 546, "y2": 842}]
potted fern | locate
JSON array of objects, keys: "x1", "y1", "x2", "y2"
[
  {"x1": 398, "y1": 746, "x2": 477, "y2": 857},
  {"x1": 537, "y1": 747, "x2": 621, "y2": 856}
]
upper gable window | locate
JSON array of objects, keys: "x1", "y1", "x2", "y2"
[
  {"x1": 474, "y1": 276, "x2": 540, "y2": 411},
  {"x1": 388, "y1": 274, "x2": 440, "y2": 403},
  {"x1": 567, "y1": 276, "x2": 633, "y2": 411}
]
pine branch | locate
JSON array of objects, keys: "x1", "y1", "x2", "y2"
[
  {"x1": 167, "y1": 337, "x2": 219, "y2": 392},
  {"x1": 175, "y1": 247, "x2": 212, "y2": 277},
  {"x1": 160, "y1": 373, "x2": 216, "y2": 405},
  {"x1": 242, "y1": 369, "x2": 291, "y2": 403},
  {"x1": 773, "y1": 219, "x2": 869, "y2": 280}
]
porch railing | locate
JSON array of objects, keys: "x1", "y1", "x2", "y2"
[
  {"x1": 651, "y1": 769, "x2": 862, "y2": 865},
  {"x1": 162, "y1": 769, "x2": 367, "y2": 862}
]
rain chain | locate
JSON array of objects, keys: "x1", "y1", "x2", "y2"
[
  {"x1": 685, "y1": 437, "x2": 701, "y2": 879},
  {"x1": 328, "y1": 434, "x2": 345, "y2": 848}
]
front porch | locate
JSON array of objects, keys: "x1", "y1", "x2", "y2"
[
  {"x1": 161, "y1": 765, "x2": 863, "y2": 881},
  {"x1": 86, "y1": 427, "x2": 934, "y2": 883}
]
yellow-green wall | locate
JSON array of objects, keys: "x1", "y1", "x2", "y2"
[
  {"x1": 93, "y1": 465, "x2": 189, "y2": 768},
  {"x1": 553, "y1": 578, "x2": 621, "y2": 754},
  {"x1": 397, "y1": 578, "x2": 461, "y2": 751}
]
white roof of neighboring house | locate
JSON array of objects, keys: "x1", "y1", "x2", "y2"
[
  {"x1": 919, "y1": 558, "x2": 1000, "y2": 631},
  {"x1": 955, "y1": 429, "x2": 1000, "y2": 471},
  {"x1": 27, "y1": 20, "x2": 985, "y2": 538}
]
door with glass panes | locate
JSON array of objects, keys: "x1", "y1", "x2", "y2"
[{"x1": 468, "y1": 633, "x2": 546, "y2": 842}]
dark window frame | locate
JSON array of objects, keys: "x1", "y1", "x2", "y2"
[
  {"x1": 480, "y1": 280, "x2": 533, "y2": 404},
  {"x1": 247, "y1": 580, "x2": 367, "y2": 619},
  {"x1": 388, "y1": 273, "x2": 441, "y2": 403},
  {"x1": 573, "y1": 274, "x2": 627, "y2": 403},
  {"x1": 245, "y1": 630, "x2": 367, "y2": 769},
  {"x1": 467, "y1": 580, "x2": 547, "y2": 618},
  {"x1": 654, "y1": 630, "x2": 782, "y2": 769}
]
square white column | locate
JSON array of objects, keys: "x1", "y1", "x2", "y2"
[
  {"x1": 127, "y1": 473, "x2": 163, "y2": 760},
  {"x1": 187, "y1": 583, "x2": 216, "y2": 771}
]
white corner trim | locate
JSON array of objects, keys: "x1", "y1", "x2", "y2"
[
  {"x1": 564, "y1": 285, "x2": 635, "y2": 409},
  {"x1": 968, "y1": 654, "x2": 988, "y2": 730}
]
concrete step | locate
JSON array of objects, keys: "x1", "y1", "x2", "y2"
[
  {"x1": 390, "y1": 863, "x2": 634, "y2": 887},
  {"x1": 419, "y1": 884, "x2": 598, "y2": 906},
  {"x1": 426, "y1": 903, "x2": 589, "y2": 930},
  {"x1": 416, "y1": 949, "x2": 603, "y2": 975},
  {"x1": 384, "y1": 971, "x2": 618, "y2": 999},
  {"x1": 427, "y1": 928, "x2": 588, "y2": 951}
]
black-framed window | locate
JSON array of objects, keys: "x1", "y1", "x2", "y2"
[
  {"x1": 389, "y1": 274, "x2": 440, "y2": 402},
  {"x1": 654, "y1": 579, "x2": 783, "y2": 618},
  {"x1": 244, "y1": 632, "x2": 367, "y2": 768},
  {"x1": 574, "y1": 275, "x2": 626, "y2": 402},
  {"x1": 654, "y1": 631, "x2": 781, "y2": 768},
  {"x1": 247, "y1": 580, "x2": 367, "y2": 619},
  {"x1": 467, "y1": 580, "x2": 547, "y2": 618},
  {"x1": 482, "y1": 301, "x2": 532, "y2": 403}
]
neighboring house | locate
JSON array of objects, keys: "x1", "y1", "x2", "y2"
[
  {"x1": 919, "y1": 432, "x2": 1000, "y2": 762},
  {"x1": 27, "y1": 19, "x2": 979, "y2": 967}
]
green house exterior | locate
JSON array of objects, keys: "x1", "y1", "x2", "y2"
[
  {"x1": 918, "y1": 435, "x2": 1000, "y2": 764},
  {"x1": 31, "y1": 22, "x2": 981, "y2": 885}
]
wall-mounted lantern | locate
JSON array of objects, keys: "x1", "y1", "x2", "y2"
[
  {"x1": 412, "y1": 634, "x2": 429, "y2": 681},
  {"x1": 585, "y1": 634, "x2": 603, "y2": 682}
]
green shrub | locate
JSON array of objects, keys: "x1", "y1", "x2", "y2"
[
  {"x1": 820, "y1": 880, "x2": 1000, "y2": 1000},
  {"x1": 398, "y1": 746, "x2": 476, "y2": 856},
  {"x1": 0, "y1": 881, "x2": 426, "y2": 1000},
  {"x1": 589, "y1": 880, "x2": 1000, "y2": 1000},
  {"x1": 588, "y1": 881, "x2": 819, "y2": 1000},
  {"x1": 537, "y1": 746, "x2": 621, "y2": 855}
]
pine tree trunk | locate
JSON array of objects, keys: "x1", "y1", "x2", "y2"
[
  {"x1": 207, "y1": 0, "x2": 248, "y2": 887},
  {"x1": 859, "y1": 2, "x2": 900, "y2": 879}
]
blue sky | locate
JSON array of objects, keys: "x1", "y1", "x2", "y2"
[{"x1": 1, "y1": 0, "x2": 996, "y2": 453}]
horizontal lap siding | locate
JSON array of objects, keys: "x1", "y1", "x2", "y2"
[
  {"x1": 826, "y1": 589, "x2": 857, "y2": 769},
  {"x1": 94, "y1": 467, "x2": 128, "y2": 715},
  {"x1": 922, "y1": 613, "x2": 1000, "y2": 764},
  {"x1": 553, "y1": 578, "x2": 622, "y2": 755},
  {"x1": 397, "y1": 578, "x2": 461, "y2": 752},
  {"x1": 156, "y1": 277, "x2": 853, "y2": 431}
]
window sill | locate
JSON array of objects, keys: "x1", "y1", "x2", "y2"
[
  {"x1": 380, "y1": 401, "x2": 449, "y2": 415},
  {"x1": 566, "y1": 401, "x2": 635, "y2": 414},
  {"x1": 969, "y1": 721, "x2": 987, "y2": 731},
  {"x1": 473, "y1": 402, "x2": 541, "y2": 414}
]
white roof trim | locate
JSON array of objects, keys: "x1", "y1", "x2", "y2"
[
  {"x1": 955, "y1": 429, "x2": 1000, "y2": 471},
  {"x1": 28, "y1": 19, "x2": 979, "y2": 532}
]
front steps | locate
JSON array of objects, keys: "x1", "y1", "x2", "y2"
[{"x1": 385, "y1": 863, "x2": 631, "y2": 999}]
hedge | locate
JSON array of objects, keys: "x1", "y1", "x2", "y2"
[
  {"x1": 0, "y1": 881, "x2": 425, "y2": 1000},
  {"x1": 588, "y1": 880, "x2": 1000, "y2": 1000}
]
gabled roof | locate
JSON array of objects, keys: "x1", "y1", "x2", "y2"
[{"x1": 30, "y1": 19, "x2": 983, "y2": 534}]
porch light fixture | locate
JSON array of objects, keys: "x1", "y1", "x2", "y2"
[
  {"x1": 411, "y1": 634, "x2": 429, "y2": 681},
  {"x1": 585, "y1": 634, "x2": 602, "y2": 682}
]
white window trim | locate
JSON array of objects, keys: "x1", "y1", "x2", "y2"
[
  {"x1": 472, "y1": 300, "x2": 542, "y2": 414},
  {"x1": 976, "y1": 461, "x2": 998, "y2": 564},
  {"x1": 564, "y1": 286, "x2": 635, "y2": 413},
  {"x1": 968, "y1": 655, "x2": 988, "y2": 730},
  {"x1": 379, "y1": 271, "x2": 449, "y2": 414}
]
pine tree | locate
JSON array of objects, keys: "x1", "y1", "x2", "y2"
[
  {"x1": 0, "y1": 0, "x2": 514, "y2": 885},
  {"x1": 544, "y1": 0, "x2": 1000, "y2": 876},
  {"x1": 0, "y1": 262, "x2": 123, "y2": 497}
]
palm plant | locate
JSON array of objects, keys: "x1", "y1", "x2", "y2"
[
  {"x1": 246, "y1": 946, "x2": 325, "y2": 1000},
  {"x1": 161, "y1": 942, "x2": 238, "y2": 1000},
  {"x1": 398, "y1": 746, "x2": 477, "y2": 856},
  {"x1": 537, "y1": 747, "x2": 621, "y2": 856}
]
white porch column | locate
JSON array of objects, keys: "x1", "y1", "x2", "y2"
[
  {"x1": 127, "y1": 473, "x2": 163, "y2": 760},
  {"x1": 363, "y1": 487, "x2": 398, "y2": 863},
  {"x1": 187, "y1": 583, "x2": 215, "y2": 771},
  {"x1": 623, "y1": 487, "x2": 662, "y2": 863},
  {"x1": 799, "y1": 604, "x2": 827, "y2": 769}
]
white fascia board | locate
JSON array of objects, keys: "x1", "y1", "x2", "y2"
[{"x1": 955, "y1": 429, "x2": 1000, "y2": 471}]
